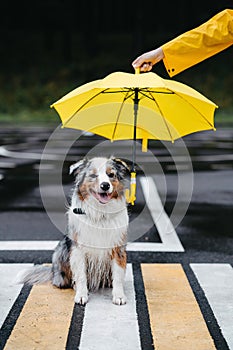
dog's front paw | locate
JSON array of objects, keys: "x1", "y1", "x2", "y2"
[
  {"x1": 75, "y1": 293, "x2": 88, "y2": 305},
  {"x1": 112, "y1": 294, "x2": 127, "y2": 305}
]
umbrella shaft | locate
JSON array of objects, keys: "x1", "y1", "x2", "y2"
[{"x1": 132, "y1": 88, "x2": 139, "y2": 171}]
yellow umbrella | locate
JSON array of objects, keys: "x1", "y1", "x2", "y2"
[{"x1": 51, "y1": 69, "x2": 217, "y2": 204}]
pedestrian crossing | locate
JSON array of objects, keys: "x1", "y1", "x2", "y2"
[
  {"x1": 142, "y1": 264, "x2": 215, "y2": 350},
  {"x1": 1, "y1": 263, "x2": 232, "y2": 350},
  {"x1": 79, "y1": 265, "x2": 141, "y2": 350},
  {"x1": 191, "y1": 264, "x2": 233, "y2": 349},
  {"x1": 0, "y1": 264, "x2": 33, "y2": 329}
]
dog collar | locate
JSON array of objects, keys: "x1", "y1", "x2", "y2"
[{"x1": 73, "y1": 208, "x2": 86, "y2": 215}]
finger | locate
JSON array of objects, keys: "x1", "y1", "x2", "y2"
[
  {"x1": 141, "y1": 62, "x2": 152, "y2": 72},
  {"x1": 140, "y1": 63, "x2": 148, "y2": 72},
  {"x1": 132, "y1": 56, "x2": 145, "y2": 68},
  {"x1": 147, "y1": 62, "x2": 153, "y2": 71},
  {"x1": 132, "y1": 58, "x2": 139, "y2": 67}
]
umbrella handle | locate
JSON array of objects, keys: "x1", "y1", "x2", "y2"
[
  {"x1": 135, "y1": 67, "x2": 140, "y2": 74},
  {"x1": 125, "y1": 172, "x2": 136, "y2": 205}
]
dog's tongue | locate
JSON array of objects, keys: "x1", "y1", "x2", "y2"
[{"x1": 95, "y1": 192, "x2": 112, "y2": 204}]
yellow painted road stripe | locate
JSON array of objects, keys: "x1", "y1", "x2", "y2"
[
  {"x1": 4, "y1": 283, "x2": 75, "y2": 350},
  {"x1": 141, "y1": 264, "x2": 216, "y2": 350}
]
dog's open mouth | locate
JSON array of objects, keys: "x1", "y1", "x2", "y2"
[{"x1": 90, "y1": 190, "x2": 112, "y2": 204}]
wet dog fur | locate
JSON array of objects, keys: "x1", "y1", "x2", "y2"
[{"x1": 18, "y1": 157, "x2": 130, "y2": 305}]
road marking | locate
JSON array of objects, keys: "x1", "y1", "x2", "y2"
[
  {"x1": 141, "y1": 264, "x2": 216, "y2": 350},
  {"x1": 0, "y1": 263, "x2": 232, "y2": 349},
  {"x1": 139, "y1": 177, "x2": 184, "y2": 252},
  {"x1": 79, "y1": 264, "x2": 141, "y2": 350},
  {"x1": 191, "y1": 263, "x2": 233, "y2": 350},
  {"x1": 1, "y1": 240, "x2": 181, "y2": 252},
  {"x1": 0, "y1": 264, "x2": 33, "y2": 328},
  {"x1": 0, "y1": 241, "x2": 59, "y2": 250},
  {"x1": 0, "y1": 146, "x2": 61, "y2": 161},
  {"x1": 127, "y1": 242, "x2": 181, "y2": 251},
  {"x1": 0, "y1": 162, "x2": 16, "y2": 168},
  {"x1": 4, "y1": 283, "x2": 75, "y2": 350}
]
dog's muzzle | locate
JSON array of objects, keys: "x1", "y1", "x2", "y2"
[
  {"x1": 100, "y1": 182, "x2": 110, "y2": 192},
  {"x1": 90, "y1": 181, "x2": 113, "y2": 204}
]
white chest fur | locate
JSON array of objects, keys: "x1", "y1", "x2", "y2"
[{"x1": 68, "y1": 194, "x2": 128, "y2": 253}]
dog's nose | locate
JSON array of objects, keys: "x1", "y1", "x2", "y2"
[{"x1": 100, "y1": 182, "x2": 110, "y2": 192}]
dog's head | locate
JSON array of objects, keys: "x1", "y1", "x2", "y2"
[{"x1": 69, "y1": 157, "x2": 130, "y2": 204}]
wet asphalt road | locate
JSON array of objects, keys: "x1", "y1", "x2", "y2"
[
  {"x1": 0, "y1": 125, "x2": 232, "y2": 263},
  {"x1": 0, "y1": 126, "x2": 233, "y2": 350}
]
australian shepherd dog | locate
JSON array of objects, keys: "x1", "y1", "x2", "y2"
[{"x1": 18, "y1": 157, "x2": 130, "y2": 305}]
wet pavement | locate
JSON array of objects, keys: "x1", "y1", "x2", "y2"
[
  {"x1": 0, "y1": 126, "x2": 232, "y2": 254},
  {"x1": 0, "y1": 125, "x2": 233, "y2": 350}
]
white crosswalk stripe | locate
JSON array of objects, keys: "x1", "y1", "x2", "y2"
[
  {"x1": 79, "y1": 264, "x2": 141, "y2": 350},
  {"x1": 138, "y1": 176, "x2": 184, "y2": 252},
  {"x1": 0, "y1": 264, "x2": 33, "y2": 328},
  {"x1": 0, "y1": 241, "x2": 59, "y2": 250},
  {"x1": 191, "y1": 263, "x2": 233, "y2": 350}
]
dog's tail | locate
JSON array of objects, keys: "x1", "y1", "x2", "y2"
[{"x1": 16, "y1": 265, "x2": 52, "y2": 285}]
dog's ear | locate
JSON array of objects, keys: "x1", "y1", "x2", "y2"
[
  {"x1": 111, "y1": 157, "x2": 130, "y2": 179},
  {"x1": 69, "y1": 158, "x2": 88, "y2": 176}
]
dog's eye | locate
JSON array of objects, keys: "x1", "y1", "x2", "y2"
[
  {"x1": 89, "y1": 173, "x2": 98, "y2": 179},
  {"x1": 108, "y1": 172, "x2": 115, "y2": 178}
]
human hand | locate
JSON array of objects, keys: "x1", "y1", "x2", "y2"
[{"x1": 132, "y1": 48, "x2": 164, "y2": 72}]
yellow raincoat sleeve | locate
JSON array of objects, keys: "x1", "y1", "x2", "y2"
[{"x1": 161, "y1": 9, "x2": 233, "y2": 77}]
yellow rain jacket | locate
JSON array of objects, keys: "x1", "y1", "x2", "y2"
[{"x1": 162, "y1": 9, "x2": 233, "y2": 77}]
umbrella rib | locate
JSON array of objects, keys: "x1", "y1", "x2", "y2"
[
  {"x1": 166, "y1": 89, "x2": 215, "y2": 128},
  {"x1": 141, "y1": 89, "x2": 174, "y2": 95},
  {"x1": 62, "y1": 88, "x2": 110, "y2": 127},
  {"x1": 146, "y1": 89, "x2": 174, "y2": 142},
  {"x1": 111, "y1": 91, "x2": 132, "y2": 140},
  {"x1": 102, "y1": 89, "x2": 136, "y2": 101},
  {"x1": 101, "y1": 89, "x2": 131, "y2": 94}
]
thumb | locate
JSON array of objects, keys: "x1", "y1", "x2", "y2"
[{"x1": 132, "y1": 56, "x2": 145, "y2": 68}]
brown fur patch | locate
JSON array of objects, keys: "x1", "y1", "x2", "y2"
[
  {"x1": 111, "y1": 190, "x2": 119, "y2": 199},
  {"x1": 111, "y1": 179, "x2": 125, "y2": 199},
  {"x1": 77, "y1": 182, "x2": 90, "y2": 201},
  {"x1": 58, "y1": 262, "x2": 72, "y2": 288},
  {"x1": 106, "y1": 166, "x2": 115, "y2": 175},
  {"x1": 111, "y1": 246, "x2": 127, "y2": 269}
]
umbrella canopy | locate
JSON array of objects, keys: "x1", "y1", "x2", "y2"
[
  {"x1": 51, "y1": 70, "x2": 217, "y2": 142},
  {"x1": 51, "y1": 70, "x2": 218, "y2": 204}
]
